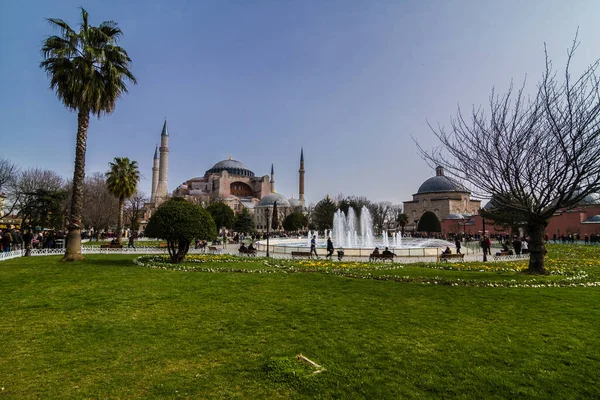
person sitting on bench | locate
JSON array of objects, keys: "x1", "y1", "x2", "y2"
[
  {"x1": 248, "y1": 243, "x2": 256, "y2": 252},
  {"x1": 239, "y1": 243, "x2": 247, "y2": 252},
  {"x1": 382, "y1": 247, "x2": 393, "y2": 256},
  {"x1": 372, "y1": 247, "x2": 380, "y2": 256},
  {"x1": 443, "y1": 246, "x2": 452, "y2": 255}
]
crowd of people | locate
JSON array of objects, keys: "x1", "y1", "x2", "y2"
[{"x1": 1, "y1": 228, "x2": 66, "y2": 252}]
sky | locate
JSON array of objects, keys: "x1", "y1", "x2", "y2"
[{"x1": 2, "y1": 0, "x2": 600, "y2": 206}]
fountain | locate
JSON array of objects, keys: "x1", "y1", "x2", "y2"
[
  {"x1": 257, "y1": 207, "x2": 455, "y2": 258},
  {"x1": 331, "y1": 207, "x2": 452, "y2": 250}
]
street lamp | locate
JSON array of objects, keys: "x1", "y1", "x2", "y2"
[
  {"x1": 481, "y1": 212, "x2": 487, "y2": 262},
  {"x1": 265, "y1": 207, "x2": 270, "y2": 258}
]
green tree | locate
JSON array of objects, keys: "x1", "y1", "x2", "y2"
[
  {"x1": 233, "y1": 208, "x2": 255, "y2": 234},
  {"x1": 311, "y1": 195, "x2": 337, "y2": 232},
  {"x1": 283, "y1": 212, "x2": 308, "y2": 232},
  {"x1": 207, "y1": 202, "x2": 235, "y2": 230},
  {"x1": 18, "y1": 189, "x2": 68, "y2": 232},
  {"x1": 40, "y1": 8, "x2": 137, "y2": 261},
  {"x1": 105, "y1": 157, "x2": 140, "y2": 245},
  {"x1": 417, "y1": 211, "x2": 441, "y2": 233},
  {"x1": 337, "y1": 195, "x2": 371, "y2": 217},
  {"x1": 145, "y1": 198, "x2": 217, "y2": 263},
  {"x1": 271, "y1": 201, "x2": 279, "y2": 230}
]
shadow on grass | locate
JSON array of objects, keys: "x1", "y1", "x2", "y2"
[{"x1": 75, "y1": 257, "x2": 137, "y2": 268}]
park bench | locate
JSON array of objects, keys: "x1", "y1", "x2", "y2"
[
  {"x1": 291, "y1": 251, "x2": 312, "y2": 259},
  {"x1": 369, "y1": 253, "x2": 395, "y2": 262},
  {"x1": 437, "y1": 253, "x2": 465, "y2": 262},
  {"x1": 238, "y1": 247, "x2": 257, "y2": 256},
  {"x1": 208, "y1": 246, "x2": 221, "y2": 254},
  {"x1": 100, "y1": 244, "x2": 123, "y2": 249}
]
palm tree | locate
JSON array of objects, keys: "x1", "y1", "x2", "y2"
[
  {"x1": 106, "y1": 158, "x2": 140, "y2": 245},
  {"x1": 40, "y1": 8, "x2": 136, "y2": 261},
  {"x1": 397, "y1": 213, "x2": 409, "y2": 236}
]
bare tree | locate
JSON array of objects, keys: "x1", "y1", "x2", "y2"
[
  {"x1": 368, "y1": 201, "x2": 392, "y2": 235},
  {"x1": 124, "y1": 190, "x2": 148, "y2": 232},
  {"x1": 0, "y1": 157, "x2": 19, "y2": 195},
  {"x1": 389, "y1": 204, "x2": 404, "y2": 230},
  {"x1": 418, "y1": 36, "x2": 600, "y2": 274},
  {"x1": 3, "y1": 168, "x2": 65, "y2": 223},
  {"x1": 82, "y1": 172, "x2": 118, "y2": 232}
]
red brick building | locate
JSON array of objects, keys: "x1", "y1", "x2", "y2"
[{"x1": 439, "y1": 194, "x2": 600, "y2": 237}]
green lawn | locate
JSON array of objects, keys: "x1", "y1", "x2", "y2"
[{"x1": 1, "y1": 245, "x2": 599, "y2": 399}]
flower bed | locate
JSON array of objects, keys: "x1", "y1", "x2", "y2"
[{"x1": 133, "y1": 254, "x2": 600, "y2": 288}]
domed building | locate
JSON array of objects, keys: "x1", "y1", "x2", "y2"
[
  {"x1": 254, "y1": 192, "x2": 293, "y2": 230},
  {"x1": 141, "y1": 120, "x2": 307, "y2": 232},
  {"x1": 173, "y1": 150, "x2": 307, "y2": 230},
  {"x1": 403, "y1": 166, "x2": 481, "y2": 230}
]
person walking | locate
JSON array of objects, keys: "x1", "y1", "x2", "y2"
[
  {"x1": 128, "y1": 233, "x2": 136, "y2": 249},
  {"x1": 455, "y1": 237, "x2": 462, "y2": 254},
  {"x1": 310, "y1": 235, "x2": 319, "y2": 259},
  {"x1": 326, "y1": 237, "x2": 334, "y2": 259},
  {"x1": 480, "y1": 235, "x2": 491, "y2": 255}
]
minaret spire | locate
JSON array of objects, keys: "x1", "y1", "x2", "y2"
[
  {"x1": 270, "y1": 163, "x2": 275, "y2": 193},
  {"x1": 299, "y1": 148, "x2": 305, "y2": 203},
  {"x1": 156, "y1": 119, "x2": 170, "y2": 204},
  {"x1": 161, "y1": 118, "x2": 169, "y2": 136},
  {"x1": 151, "y1": 144, "x2": 160, "y2": 203}
]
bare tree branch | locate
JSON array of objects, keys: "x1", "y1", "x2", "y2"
[{"x1": 417, "y1": 35, "x2": 600, "y2": 273}]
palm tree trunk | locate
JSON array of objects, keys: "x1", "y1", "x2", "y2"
[
  {"x1": 62, "y1": 109, "x2": 89, "y2": 261},
  {"x1": 117, "y1": 197, "x2": 124, "y2": 245}
]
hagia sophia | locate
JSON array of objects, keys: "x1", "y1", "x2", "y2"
[
  {"x1": 142, "y1": 120, "x2": 600, "y2": 237},
  {"x1": 142, "y1": 120, "x2": 306, "y2": 230}
]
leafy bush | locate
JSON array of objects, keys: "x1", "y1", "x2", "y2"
[{"x1": 145, "y1": 198, "x2": 217, "y2": 263}]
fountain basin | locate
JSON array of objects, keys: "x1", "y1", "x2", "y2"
[{"x1": 254, "y1": 237, "x2": 458, "y2": 258}]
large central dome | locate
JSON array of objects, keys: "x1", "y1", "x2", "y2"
[
  {"x1": 206, "y1": 158, "x2": 255, "y2": 177},
  {"x1": 417, "y1": 166, "x2": 467, "y2": 194}
]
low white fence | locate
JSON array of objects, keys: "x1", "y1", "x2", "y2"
[
  {"x1": 0, "y1": 246, "x2": 226, "y2": 262},
  {"x1": 0, "y1": 250, "x2": 24, "y2": 261}
]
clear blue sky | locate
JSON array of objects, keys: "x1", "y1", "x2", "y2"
[{"x1": 2, "y1": 0, "x2": 600, "y2": 205}]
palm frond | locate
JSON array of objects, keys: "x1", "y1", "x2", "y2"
[
  {"x1": 46, "y1": 18, "x2": 75, "y2": 36},
  {"x1": 79, "y1": 7, "x2": 89, "y2": 34},
  {"x1": 41, "y1": 9, "x2": 136, "y2": 114}
]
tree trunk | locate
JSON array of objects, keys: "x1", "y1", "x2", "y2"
[
  {"x1": 62, "y1": 109, "x2": 89, "y2": 262},
  {"x1": 527, "y1": 221, "x2": 547, "y2": 274},
  {"x1": 176, "y1": 240, "x2": 190, "y2": 263},
  {"x1": 117, "y1": 197, "x2": 124, "y2": 245}
]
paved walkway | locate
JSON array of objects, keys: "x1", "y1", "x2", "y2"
[{"x1": 216, "y1": 246, "x2": 492, "y2": 263}]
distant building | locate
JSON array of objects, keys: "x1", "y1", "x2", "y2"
[
  {"x1": 403, "y1": 166, "x2": 481, "y2": 231},
  {"x1": 440, "y1": 191, "x2": 600, "y2": 238},
  {"x1": 141, "y1": 119, "x2": 307, "y2": 232}
]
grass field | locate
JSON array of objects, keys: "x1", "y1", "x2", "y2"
[{"x1": 1, "y1": 244, "x2": 599, "y2": 399}]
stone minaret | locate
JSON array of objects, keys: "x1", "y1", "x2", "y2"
[
  {"x1": 150, "y1": 145, "x2": 159, "y2": 203},
  {"x1": 156, "y1": 119, "x2": 169, "y2": 202},
  {"x1": 299, "y1": 148, "x2": 305, "y2": 203},
  {"x1": 270, "y1": 163, "x2": 275, "y2": 193}
]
